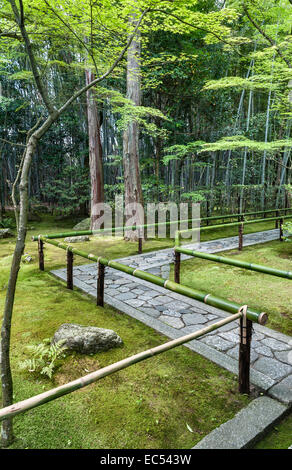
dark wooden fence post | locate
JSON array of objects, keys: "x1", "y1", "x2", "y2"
[
  {"x1": 66, "y1": 249, "x2": 73, "y2": 290},
  {"x1": 206, "y1": 200, "x2": 210, "y2": 226},
  {"x1": 97, "y1": 261, "x2": 105, "y2": 306},
  {"x1": 38, "y1": 238, "x2": 44, "y2": 271},
  {"x1": 238, "y1": 222, "x2": 243, "y2": 251},
  {"x1": 275, "y1": 210, "x2": 279, "y2": 228},
  {"x1": 239, "y1": 306, "x2": 252, "y2": 395},
  {"x1": 279, "y1": 218, "x2": 284, "y2": 241},
  {"x1": 174, "y1": 251, "x2": 181, "y2": 284},
  {"x1": 138, "y1": 228, "x2": 143, "y2": 254}
]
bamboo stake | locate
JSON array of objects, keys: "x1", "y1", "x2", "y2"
[{"x1": 0, "y1": 312, "x2": 243, "y2": 422}]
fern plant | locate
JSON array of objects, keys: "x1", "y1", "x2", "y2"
[{"x1": 19, "y1": 338, "x2": 67, "y2": 379}]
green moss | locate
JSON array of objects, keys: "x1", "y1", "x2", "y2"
[
  {"x1": 0, "y1": 215, "x2": 251, "y2": 449},
  {"x1": 254, "y1": 414, "x2": 292, "y2": 449}
]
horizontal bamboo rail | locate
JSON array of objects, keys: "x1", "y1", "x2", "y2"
[
  {"x1": 175, "y1": 246, "x2": 292, "y2": 280},
  {"x1": 0, "y1": 312, "x2": 244, "y2": 422},
  {"x1": 175, "y1": 214, "x2": 292, "y2": 245},
  {"x1": 31, "y1": 208, "x2": 292, "y2": 241},
  {"x1": 39, "y1": 237, "x2": 267, "y2": 325}
]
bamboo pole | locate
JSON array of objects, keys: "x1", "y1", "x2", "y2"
[
  {"x1": 39, "y1": 237, "x2": 268, "y2": 325},
  {"x1": 31, "y1": 208, "x2": 292, "y2": 241},
  {"x1": 177, "y1": 214, "x2": 292, "y2": 238},
  {"x1": 0, "y1": 312, "x2": 243, "y2": 422},
  {"x1": 175, "y1": 246, "x2": 292, "y2": 280}
]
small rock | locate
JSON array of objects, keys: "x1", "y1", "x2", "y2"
[
  {"x1": 52, "y1": 323, "x2": 123, "y2": 354},
  {"x1": 73, "y1": 218, "x2": 91, "y2": 231},
  {"x1": 64, "y1": 235, "x2": 90, "y2": 243},
  {"x1": 0, "y1": 228, "x2": 14, "y2": 239}
]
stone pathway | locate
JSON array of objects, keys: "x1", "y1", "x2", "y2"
[{"x1": 51, "y1": 228, "x2": 292, "y2": 406}]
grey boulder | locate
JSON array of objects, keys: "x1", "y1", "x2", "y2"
[
  {"x1": 64, "y1": 235, "x2": 90, "y2": 243},
  {"x1": 73, "y1": 218, "x2": 90, "y2": 231},
  {"x1": 0, "y1": 228, "x2": 14, "y2": 239},
  {"x1": 52, "y1": 323, "x2": 123, "y2": 354}
]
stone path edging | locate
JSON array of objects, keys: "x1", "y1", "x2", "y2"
[{"x1": 192, "y1": 396, "x2": 288, "y2": 449}]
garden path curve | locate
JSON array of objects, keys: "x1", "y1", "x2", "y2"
[{"x1": 51, "y1": 228, "x2": 292, "y2": 406}]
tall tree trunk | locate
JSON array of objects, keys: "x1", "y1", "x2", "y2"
[
  {"x1": 123, "y1": 12, "x2": 143, "y2": 241},
  {"x1": 1, "y1": 134, "x2": 38, "y2": 447},
  {"x1": 85, "y1": 70, "x2": 104, "y2": 230}
]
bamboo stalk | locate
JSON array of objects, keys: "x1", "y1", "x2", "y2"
[
  {"x1": 175, "y1": 246, "x2": 292, "y2": 280},
  {"x1": 39, "y1": 237, "x2": 267, "y2": 325},
  {"x1": 0, "y1": 312, "x2": 243, "y2": 422}
]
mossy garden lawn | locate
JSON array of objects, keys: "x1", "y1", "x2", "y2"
[{"x1": 0, "y1": 216, "x2": 252, "y2": 449}]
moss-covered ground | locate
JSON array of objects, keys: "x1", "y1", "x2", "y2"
[
  {"x1": 254, "y1": 413, "x2": 292, "y2": 449},
  {"x1": 0, "y1": 215, "x2": 254, "y2": 449}
]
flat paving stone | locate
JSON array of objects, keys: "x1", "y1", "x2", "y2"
[
  {"x1": 274, "y1": 350, "x2": 292, "y2": 364},
  {"x1": 140, "y1": 307, "x2": 160, "y2": 318},
  {"x1": 162, "y1": 309, "x2": 182, "y2": 318},
  {"x1": 261, "y1": 337, "x2": 291, "y2": 351},
  {"x1": 268, "y1": 375, "x2": 292, "y2": 405},
  {"x1": 159, "y1": 315, "x2": 184, "y2": 329},
  {"x1": 255, "y1": 345, "x2": 274, "y2": 358},
  {"x1": 182, "y1": 313, "x2": 208, "y2": 325},
  {"x1": 125, "y1": 298, "x2": 145, "y2": 308},
  {"x1": 193, "y1": 397, "x2": 288, "y2": 449},
  {"x1": 200, "y1": 335, "x2": 234, "y2": 352},
  {"x1": 253, "y1": 357, "x2": 292, "y2": 381},
  {"x1": 227, "y1": 346, "x2": 259, "y2": 364},
  {"x1": 115, "y1": 292, "x2": 137, "y2": 301}
]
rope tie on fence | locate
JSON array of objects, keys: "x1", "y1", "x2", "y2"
[
  {"x1": 238, "y1": 304, "x2": 248, "y2": 345},
  {"x1": 204, "y1": 294, "x2": 211, "y2": 303}
]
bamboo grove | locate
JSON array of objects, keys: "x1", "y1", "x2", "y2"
[{"x1": 1, "y1": 0, "x2": 292, "y2": 222}]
